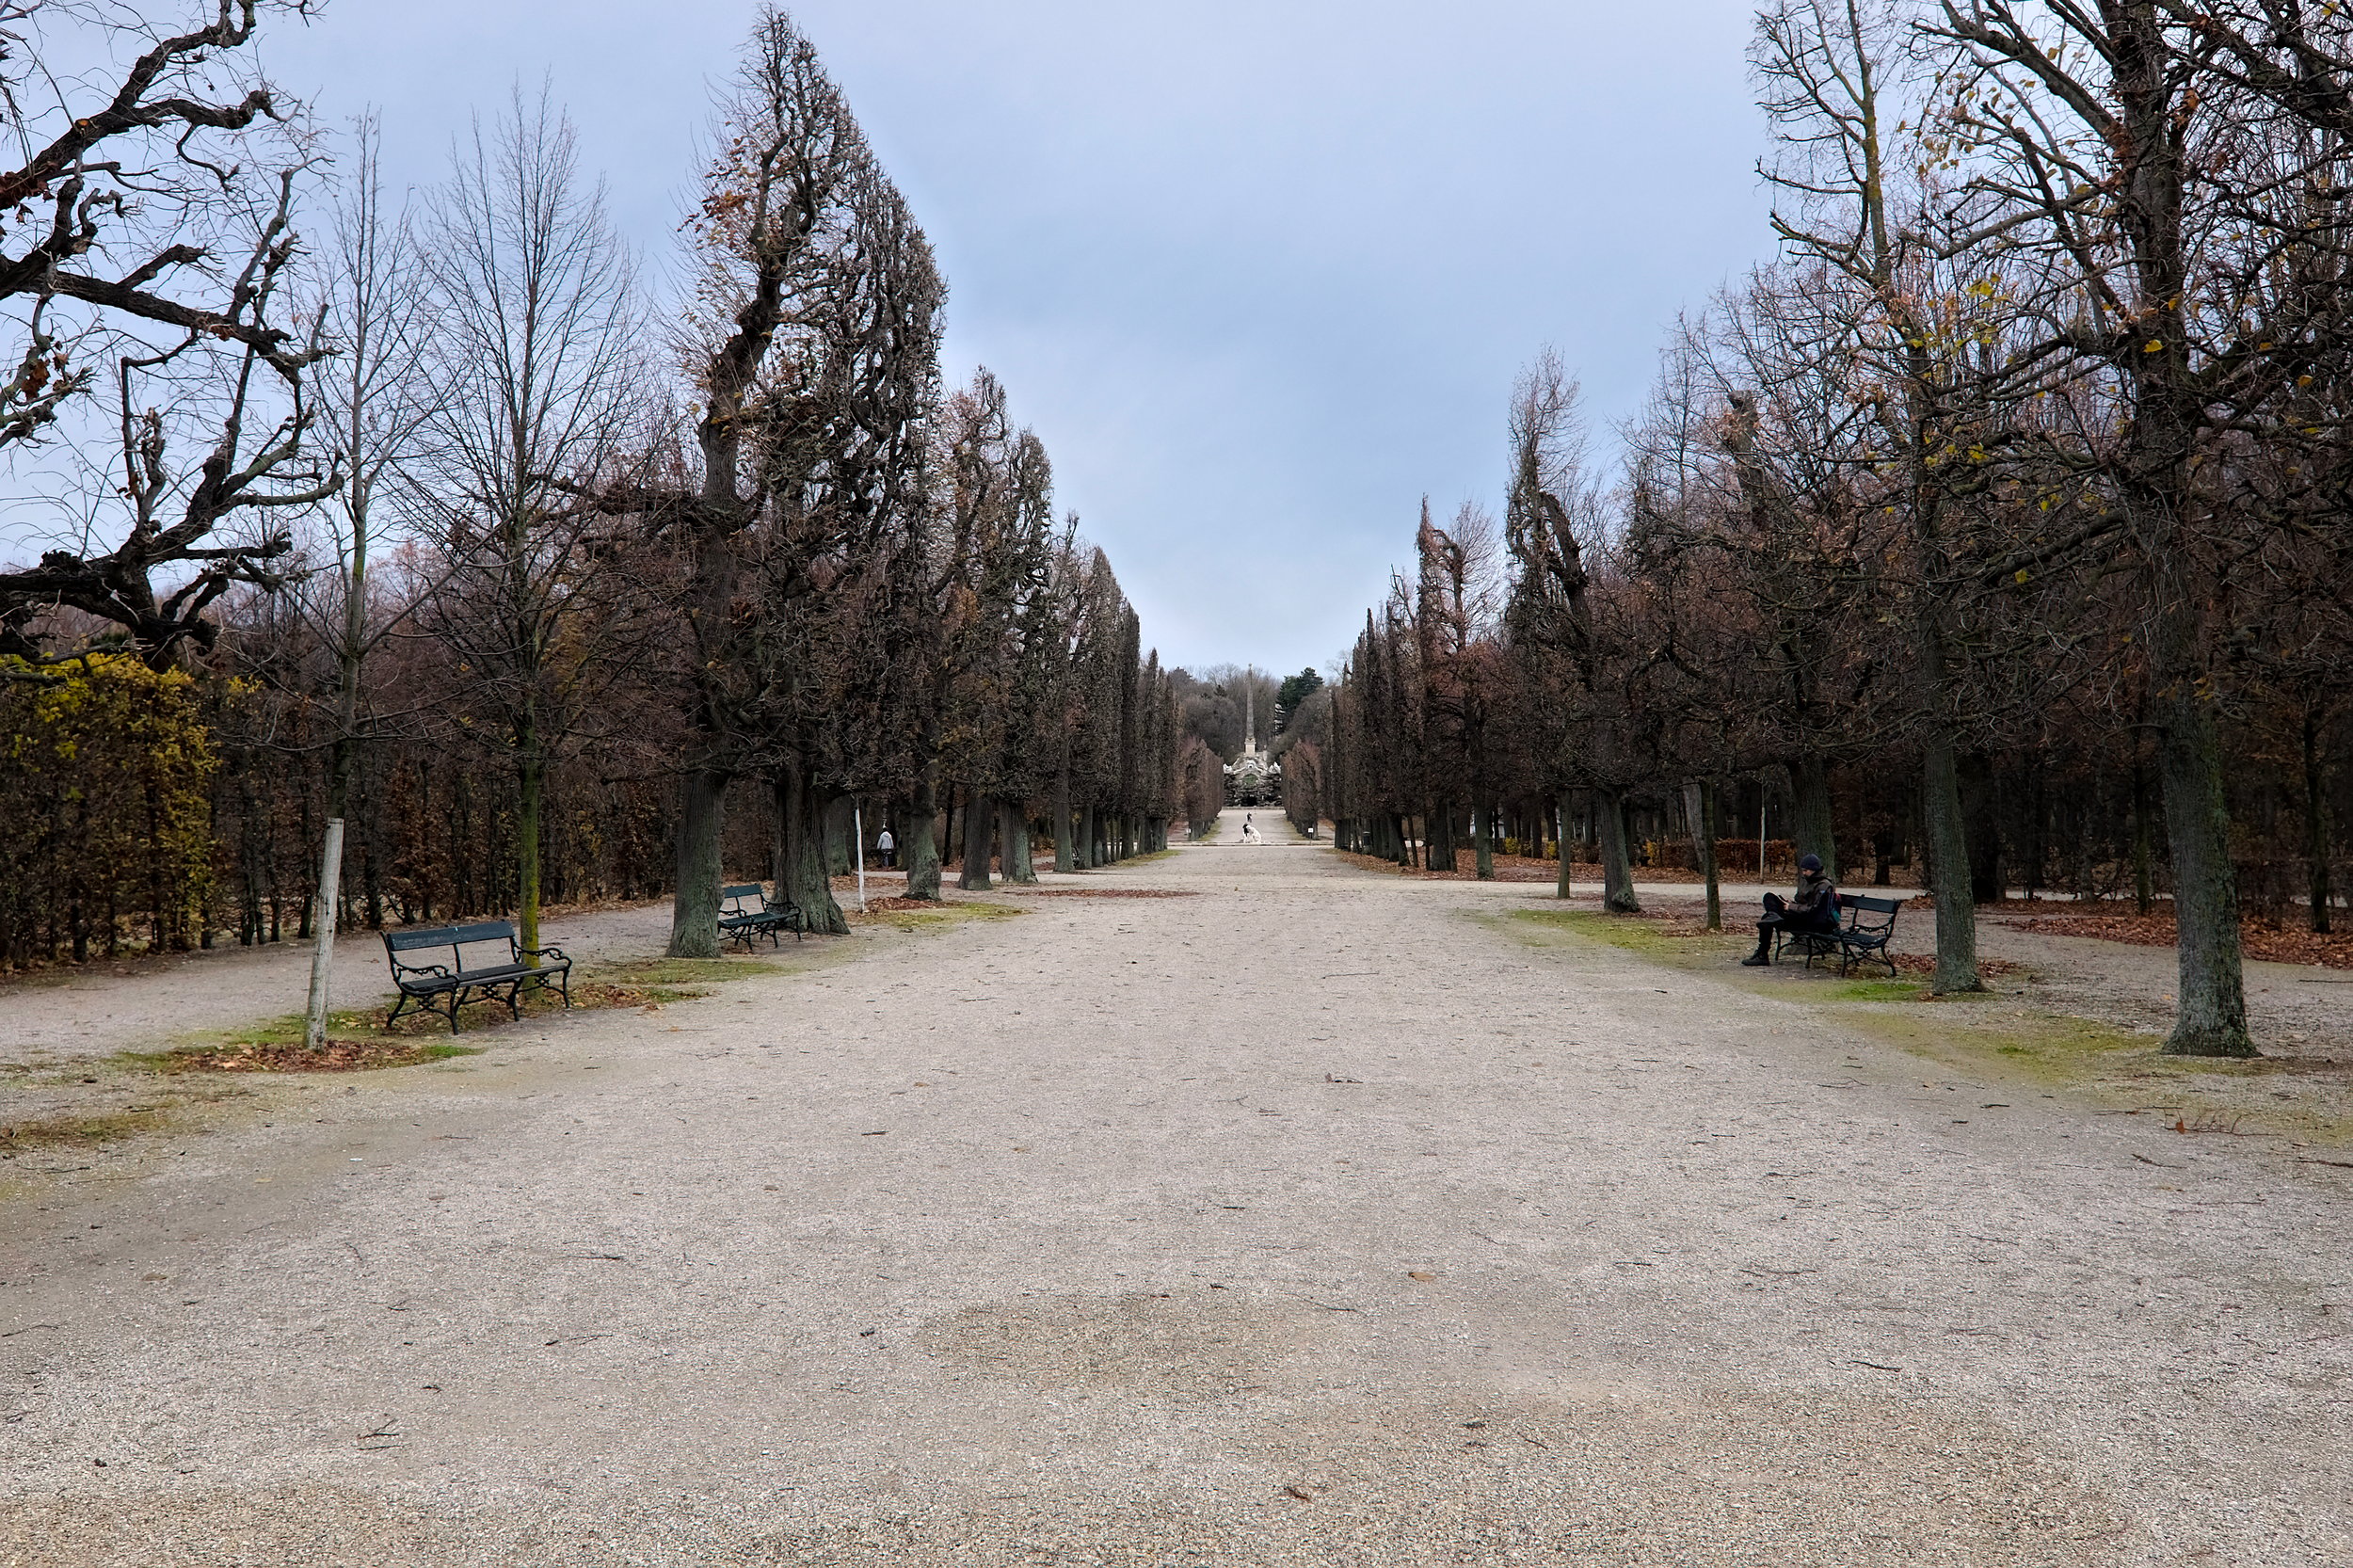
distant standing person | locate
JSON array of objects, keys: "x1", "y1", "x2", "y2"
[{"x1": 875, "y1": 825, "x2": 896, "y2": 870}]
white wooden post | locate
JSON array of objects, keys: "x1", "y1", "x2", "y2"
[{"x1": 305, "y1": 818, "x2": 344, "y2": 1050}]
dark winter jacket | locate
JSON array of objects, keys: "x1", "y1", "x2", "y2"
[{"x1": 1788, "y1": 871, "x2": 1836, "y2": 922}]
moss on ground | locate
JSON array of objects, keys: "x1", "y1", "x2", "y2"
[
  {"x1": 1506, "y1": 906, "x2": 1737, "y2": 961},
  {"x1": 588, "y1": 955, "x2": 784, "y2": 996},
  {"x1": 1497, "y1": 903, "x2": 2351, "y2": 1145},
  {"x1": 856, "y1": 901, "x2": 1022, "y2": 934},
  {"x1": 0, "y1": 1108, "x2": 168, "y2": 1151},
  {"x1": 139, "y1": 951, "x2": 791, "y2": 1063}
]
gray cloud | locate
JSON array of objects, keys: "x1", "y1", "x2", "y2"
[{"x1": 267, "y1": 0, "x2": 1777, "y2": 670}]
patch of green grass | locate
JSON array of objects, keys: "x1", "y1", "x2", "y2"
[
  {"x1": 1838, "y1": 1002, "x2": 2148, "y2": 1086},
  {"x1": 136, "y1": 950, "x2": 790, "y2": 1061},
  {"x1": 168, "y1": 1010, "x2": 377, "y2": 1049},
  {"x1": 863, "y1": 901, "x2": 1023, "y2": 933},
  {"x1": 592, "y1": 955, "x2": 782, "y2": 985},
  {"x1": 585, "y1": 955, "x2": 782, "y2": 1000},
  {"x1": 1504, "y1": 907, "x2": 1737, "y2": 961},
  {"x1": 1821, "y1": 978, "x2": 1930, "y2": 1004},
  {"x1": 1492, "y1": 901, "x2": 2308, "y2": 1124}
]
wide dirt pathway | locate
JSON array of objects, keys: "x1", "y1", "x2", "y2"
[{"x1": 2, "y1": 808, "x2": 2345, "y2": 1564}]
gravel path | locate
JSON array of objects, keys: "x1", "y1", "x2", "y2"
[{"x1": 2, "y1": 808, "x2": 2346, "y2": 1564}]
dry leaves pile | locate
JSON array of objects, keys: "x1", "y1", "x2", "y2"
[
  {"x1": 1999, "y1": 911, "x2": 2353, "y2": 970},
  {"x1": 156, "y1": 1040, "x2": 469, "y2": 1073},
  {"x1": 1887, "y1": 953, "x2": 2025, "y2": 979}
]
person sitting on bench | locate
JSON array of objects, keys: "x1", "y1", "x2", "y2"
[{"x1": 1743, "y1": 853, "x2": 1835, "y2": 967}]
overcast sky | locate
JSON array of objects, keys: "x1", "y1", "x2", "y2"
[{"x1": 266, "y1": 0, "x2": 1780, "y2": 675}]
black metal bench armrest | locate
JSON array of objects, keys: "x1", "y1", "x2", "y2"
[
  {"x1": 521, "y1": 945, "x2": 570, "y2": 963},
  {"x1": 396, "y1": 962, "x2": 455, "y2": 980}
]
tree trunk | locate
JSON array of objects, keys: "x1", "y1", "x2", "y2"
[
  {"x1": 1053, "y1": 768, "x2": 1074, "y2": 874},
  {"x1": 1595, "y1": 786, "x2": 1641, "y2": 913},
  {"x1": 823, "y1": 795, "x2": 856, "y2": 876},
  {"x1": 2132, "y1": 758, "x2": 2156, "y2": 916},
  {"x1": 960, "y1": 787, "x2": 995, "y2": 891},
  {"x1": 1793, "y1": 755, "x2": 1836, "y2": 880},
  {"x1": 1921, "y1": 732, "x2": 1984, "y2": 994},
  {"x1": 1961, "y1": 753, "x2": 2003, "y2": 904},
  {"x1": 2156, "y1": 682, "x2": 2254, "y2": 1056},
  {"x1": 1555, "y1": 802, "x2": 1573, "y2": 901},
  {"x1": 1428, "y1": 803, "x2": 1457, "y2": 872},
  {"x1": 515, "y1": 711, "x2": 544, "y2": 963},
  {"x1": 1473, "y1": 802, "x2": 1495, "y2": 880},
  {"x1": 666, "y1": 766, "x2": 727, "y2": 957},
  {"x1": 1686, "y1": 781, "x2": 1721, "y2": 931},
  {"x1": 1001, "y1": 799, "x2": 1036, "y2": 883},
  {"x1": 777, "y1": 762, "x2": 848, "y2": 936},
  {"x1": 2306, "y1": 707, "x2": 2334, "y2": 936},
  {"x1": 904, "y1": 770, "x2": 943, "y2": 901}
]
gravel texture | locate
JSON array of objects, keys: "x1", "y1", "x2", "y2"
[{"x1": 1, "y1": 809, "x2": 2347, "y2": 1565}]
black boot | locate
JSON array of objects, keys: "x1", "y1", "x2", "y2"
[{"x1": 1741, "y1": 935, "x2": 1772, "y2": 967}]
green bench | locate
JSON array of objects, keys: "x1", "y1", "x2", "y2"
[
  {"x1": 719, "y1": 884, "x2": 804, "y2": 951},
  {"x1": 384, "y1": 920, "x2": 571, "y2": 1032}
]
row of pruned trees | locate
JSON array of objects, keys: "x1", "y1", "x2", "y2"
[
  {"x1": 0, "y1": 4, "x2": 1185, "y2": 970},
  {"x1": 1310, "y1": 0, "x2": 2353, "y2": 1059}
]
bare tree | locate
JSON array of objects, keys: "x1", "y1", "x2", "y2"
[
  {"x1": 1917, "y1": 2, "x2": 2353, "y2": 1054},
  {"x1": 292, "y1": 112, "x2": 438, "y2": 1044},
  {"x1": 0, "y1": 0, "x2": 335, "y2": 664},
  {"x1": 1750, "y1": 0, "x2": 2003, "y2": 991},
  {"x1": 412, "y1": 86, "x2": 647, "y2": 961}
]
